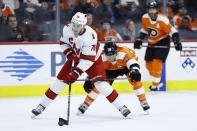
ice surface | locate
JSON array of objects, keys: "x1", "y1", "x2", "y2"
[{"x1": 0, "y1": 91, "x2": 197, "y2": 131}]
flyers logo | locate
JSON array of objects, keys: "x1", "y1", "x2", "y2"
[{"x1": 147, "y1": 27, "x2": 158, "y2": 37}]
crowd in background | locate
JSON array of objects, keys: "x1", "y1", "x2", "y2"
[{"x1": 0, "y1": 0, "x2": 197, "y2": 42}]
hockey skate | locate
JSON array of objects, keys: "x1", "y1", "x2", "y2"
[
  {"x1": 140, "y1": 101, "x2": 150, "y2": 114},
  {"x1": 31, "y1": 104, "x2": 45, "y2": 118},
  {"x1": 77, "y1": 103, "x2": 89, "y2": 115},
  {"x1": 149, "y1": 82, "x2": 163, "y2": 94},
  {"x1": 119, "y1": 105, "x2": 132, "y2": 118}
]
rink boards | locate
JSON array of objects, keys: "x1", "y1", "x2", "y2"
[{"x1": 0, "y1": 41, "x2": 197, "y2": 97}]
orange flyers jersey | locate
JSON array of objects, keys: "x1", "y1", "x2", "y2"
[
  {"x1": 141, "y1": 13, "x2": 177, "y2": 45},
  {"x1": 1, "y1": 4, "x2": 14, "y2": 16},
  {"x1": 101, "y1": 46, "x2": 138, "y2": 70},
  {"x1": 99, "y1": 29, "x2": 120, "y2": 42}
]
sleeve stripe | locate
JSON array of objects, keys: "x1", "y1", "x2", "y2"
[
  {"x1": 63, "y1": 48, "x2": 72, "y2": 55},
  {"x1": 60, "y1": 41, "x2": 69, "y2": 45},
  {"x1": 80, "y1": 54, "x2": 95, "y2": 62},
  {"x1": 140, "y1": 28, "x2": 148, "y2": 34},
  {"x1": 126, "y1": 59, "x2": 139, "y2": 69}
]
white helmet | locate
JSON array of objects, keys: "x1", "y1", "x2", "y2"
[{"x1": 71, "y1": 12, "x2": 87, "y2": 26}]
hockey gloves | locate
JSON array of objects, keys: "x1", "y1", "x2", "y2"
[
  {"x1": 83, "y1": 79, "x2": 94, "y2": 93},
  {"x1": 134, "y1": 32, "x2": 146, "y2": 49},
  {"x1": 64, "y1": 67, "x2": 83, "y2": 84},
  {"x1": 134, "y1": 39, "x2": 142, "y2": 49},
  {"x1": 64, "y1": 48, "x2": 79, "y2": 63},
  {"x1": 174, "y1": 42, "x2": 182, "y2": 51},
  {"x1": 129, "y1": 68, "x2": 141, "y2": 82},
  {"x1": 172, "y1": 33, "x2": 182, "y2": 51}
]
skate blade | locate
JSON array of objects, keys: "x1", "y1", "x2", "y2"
[
  {"x1": 76, "y1": 111, "x2": 84, "y2": 116},
  {"x1": 144, "y1": 109, "x2": 150, "y2": 115},
  {"x1": 150, "y1": 91, "x2": 158, "y2": 95},
  {"x1": 31, "y1": 114, "x2": 36, "y2": 119},
  {"x1": 125, "y1": 113, "x2": 134, "y2": 119}
]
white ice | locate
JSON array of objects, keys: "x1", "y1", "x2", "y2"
[{"x1": 0, "y1": 91, "x2": 197, "y2": 131}]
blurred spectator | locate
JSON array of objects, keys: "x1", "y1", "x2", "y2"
[
  {"x1": 121, "y1": 19, "x2": 136, "y2": 40},
  {"x1": 96, "y1": 0, "x2": 121, "y2": 24},
  {"x1": 192, "y1": 18, "x2": 197, "y2": 31},
  {"x1": 159, "y1": 0, "x2": 174, "y2": 18},
  {"x1": 52, "y1": 0, "x2": 74, "y2": 24},
  {"x1": 23, "y1": 0, "x2": 41, "y2": 20},
  {"x1": 0, "y1": 22, "x2": 12, "y2": 42},
  {"x1": 169, "y1": 0, "x2": 184, "y2": 14},
  {"x1": 3, "y1": 0, "x2": 19, "y2": 10},
  {"x1": 117, "y1": 0, "x2": 141, "y2": 21},
  {"x1": 24, "y1": 0, "x2": 41, "y2": 12},
  {"x1": 74, "y1": 0, "x2": 100, "y2": 8},
  {"x1": 0, "y1": 8, "x2": 6, "y2": 24},
  {"x1": 33, "y1": 2, "x2": 52, "y2": 24},
  {"x1": 185, "y1": 0, "x2": 197, "y2": 19},
  {"x1": 7, "y1": 14, "x2": 26, "y2": 42},
  {"x1": 179, "y1": 16, "x2": 192, "y2": 30},
  {"x1": 0, "y1": 0, "x2": 14, "y2": 23},
  {"x1": 173, "y1": 7, "x2": 192, "y2": 29},
  {"x1": 86, "y1": 13, "x2": 101, "y2": 40},
  {"x1": 72, "y1": 0, "x2": 96, "y2": 15},
  {"x1": 22, "y1": 19, "x2": 43, "y2": 41},
  {"x1": 99, "y1": 19, "x2": 122, "y2": 41}
]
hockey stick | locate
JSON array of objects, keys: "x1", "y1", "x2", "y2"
[
  {"x1": 62, "y1": 76, "x2": 128, "y2": 83},
  {"x1": 58, "y1": 82, "x2": 72, "y2": 126},
  {"x1": 141, "y1": 45, "x2": 197, "y2": 49}
]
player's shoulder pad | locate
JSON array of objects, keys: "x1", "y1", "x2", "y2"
[
  {"x1": 62, "y1": 24, "x2": 72, "y2": 34},
  {"x1": 81, "y1": 26, "x2": 97, "y2": 45},
  {"x1": 117, "y1": 46, "x2": 135, "y2": 54},
  {"x1": 142, "y1": 13, "x2": 149, "y2": 19},
  {"x1": 63, "y1": 24, "x2": 71, "y2": 29},
  {"x1": 157, "y1": 13, "x2": 169, "y2": 25}
]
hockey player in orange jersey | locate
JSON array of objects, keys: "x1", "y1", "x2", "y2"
[
  {"x1": 77, "y1": 42, "x2": 150, "y2": 115},
  {"x1": 134, "y1": 1, "x2": 182, "y2": 92}
]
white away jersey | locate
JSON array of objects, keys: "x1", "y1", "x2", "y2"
[{"x1": 60, "y1": 24, "x2": 101, "y2": 72}]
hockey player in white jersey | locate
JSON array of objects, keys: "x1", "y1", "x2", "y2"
[{"x1": 32, "y1": 12, "x2": 131, "y2": 118}]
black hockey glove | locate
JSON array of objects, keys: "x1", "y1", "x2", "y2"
[
  {"x1": 134, "y1": 39, "x2": 142, "y2": 49},
  {"x1": 134, "y1": 32, "x2": 146, "y2": 49},
  {"x1": 172, "y1": 33, "x2": 182, "y2": 51},
  {"x1": 174, "y1": 42, "x2": 182, "y2": 51},
  {"x1": 83, "y1": 79, "x2": 94, "y2": 93},
  {"x1": 129, "y1": 69, "x2": 141, "y2": 82}
]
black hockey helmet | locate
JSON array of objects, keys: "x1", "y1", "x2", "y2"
[
  {"x1": 147, "y1": 1, "x2": 158, "y2": 9},
  {"x1": 104, "y1": 41, "x2": 117, "y2": 56},
  {"x1": 147, "y1": 1, "x2": 159, "y2": 20}
]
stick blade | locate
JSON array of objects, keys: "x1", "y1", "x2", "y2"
[{"x1": 58, "y1": 117, "x2": 68, "y2": 126}]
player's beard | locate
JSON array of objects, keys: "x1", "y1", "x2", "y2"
[{"x1": 149, "y1": 13, "x2": 158, "y2": 21}]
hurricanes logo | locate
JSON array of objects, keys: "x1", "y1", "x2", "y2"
[{"x1": 0, "y1": 49, "x2": 44, "y2": 81}]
